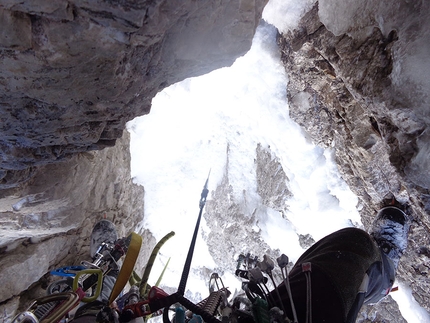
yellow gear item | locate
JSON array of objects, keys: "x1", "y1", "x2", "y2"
[{"x1": 109, "y1": 232, "x2": 142, "y2": 305}]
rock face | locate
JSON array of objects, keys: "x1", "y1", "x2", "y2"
[
  {"x1": 277, "y1": 1, "x2": 430, "y2": 320},
  {"x1": 204, "y1": 143, "x2": 293, "y2": 277},
  {"x1": 0, "y1": 130, "x2": 145, "y2": 321},
  {"x1": 0, "y1": 0, "x2": 267, "y2": 190},
  {"x1": 0, "y1": 0, "x2": 268, "y2": 320}
]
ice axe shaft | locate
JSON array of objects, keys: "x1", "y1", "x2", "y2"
[{"x1": 177, "y1": 171, "x2": 210, "y2": 295}]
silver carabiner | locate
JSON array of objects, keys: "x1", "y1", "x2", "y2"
[{"x1": 11, "y1": 311, "x2": 39, "y2": 323}]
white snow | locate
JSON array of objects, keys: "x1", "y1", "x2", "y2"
[
  {"x1": 262, "y1": 0, "x2": 317, "y2": 34},
  {"x1": 128, "y1": 0, "x2": 430, "y2": 321},
  {"x1": 391, "y1": 282, "x2": 430, "y2": 323}
]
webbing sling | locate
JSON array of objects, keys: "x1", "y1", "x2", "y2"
[
  {"x1": 140, "y1": 231, "x2": 176, "y2": 297},
  {"x1": 109, "y1": 232, "x2": 142, "y2": 304}
]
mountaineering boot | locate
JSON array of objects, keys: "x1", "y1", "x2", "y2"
[
  {"x1": 90, "y1": 219, "x2": 118, "y2": 258},
  {"x1": 370, "y1": 206, "x2": 409, "y2": 269}
]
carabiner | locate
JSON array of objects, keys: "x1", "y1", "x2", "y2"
[
  {"x1": 50, "y1": 265, "x2": 86, "y2": 277},
  {"x1": 11, "y1": 311, "x2": 39, "y2": 323},
  {"x1": 73, "y1": 268, "x2": 104, "y2": 303}
]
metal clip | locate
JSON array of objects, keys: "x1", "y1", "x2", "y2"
[{"x1": 11, "y1": 311, "x2": 39, "y2": 323}]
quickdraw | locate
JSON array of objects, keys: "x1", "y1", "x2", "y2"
[
  {"x1": 12, "y1": 222, "x2": 140, "y2": 323},
  {"x1": 50, "y1": 266, "x2": 86, "y2": 277}
]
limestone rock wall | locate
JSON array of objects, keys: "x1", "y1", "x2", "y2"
[
  {"x1": 0, "y1": 1, "x2": 268, "y2": 320},
  {"x1": 0, "y1": 0, "x2": 267, "y2": 190},
  {"x1": 278, "y1": 1, "x2": 430, "y2": 320},
  {"x1": 0, "y1": 130, "x2": 145, "y2": 321}
]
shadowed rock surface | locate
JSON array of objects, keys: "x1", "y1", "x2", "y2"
[
  {"x1": 0, "y1": 130, "x2": 146, "y2": 319},
  {"x1": 0, "y1": 0, "x2": 267, "y2": 189},
  {"x1": 0, "y1": 0, "x2": 267, "y2": 320}
]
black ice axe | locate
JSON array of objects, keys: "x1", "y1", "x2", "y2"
[{"x1": 148, "y1": 171, "x2": 221, "y2": 323}]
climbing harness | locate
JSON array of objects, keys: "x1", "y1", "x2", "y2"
[
  {"x1": 234, "y1": 252, "x2": 306, "y2": 323},
  {"x1": 12, "y1": 288, "x2": 86, "y2": 323},
  {"x1": 12, "y1": 172, "x2": 310, "y2": 323},
  {"x1": 302, "y1": 263, "x2": 312, "y2": 323},
  {"x1": 11, "y1": 222, "x2": 141, "y2": 323}
]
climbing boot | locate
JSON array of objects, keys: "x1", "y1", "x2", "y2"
[{"x1": 370, "y1": 206, "x2": 409, "y2": 269}]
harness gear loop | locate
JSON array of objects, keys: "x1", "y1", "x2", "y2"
[
  {"x1": 302, "y1": 262, "x2": 312, "y2": 323},
  {"x1": 277, "y1": 254, "x2": 298, "y2": 323}
]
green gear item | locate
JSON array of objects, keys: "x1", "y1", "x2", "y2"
[
  {"x1": 139, "y1": 231, "x2": 175, "y2": 298},
  {"x1": 252, "y1": 297, "x2": 270, "y2": 323}
]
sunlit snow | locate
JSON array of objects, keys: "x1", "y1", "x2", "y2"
[
  {"x1": 390, "y1": 282, "x2": 430, "y2": 323},
  {"x1": 127, "y1": 0, "x2": 430, "y2": 322}
]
